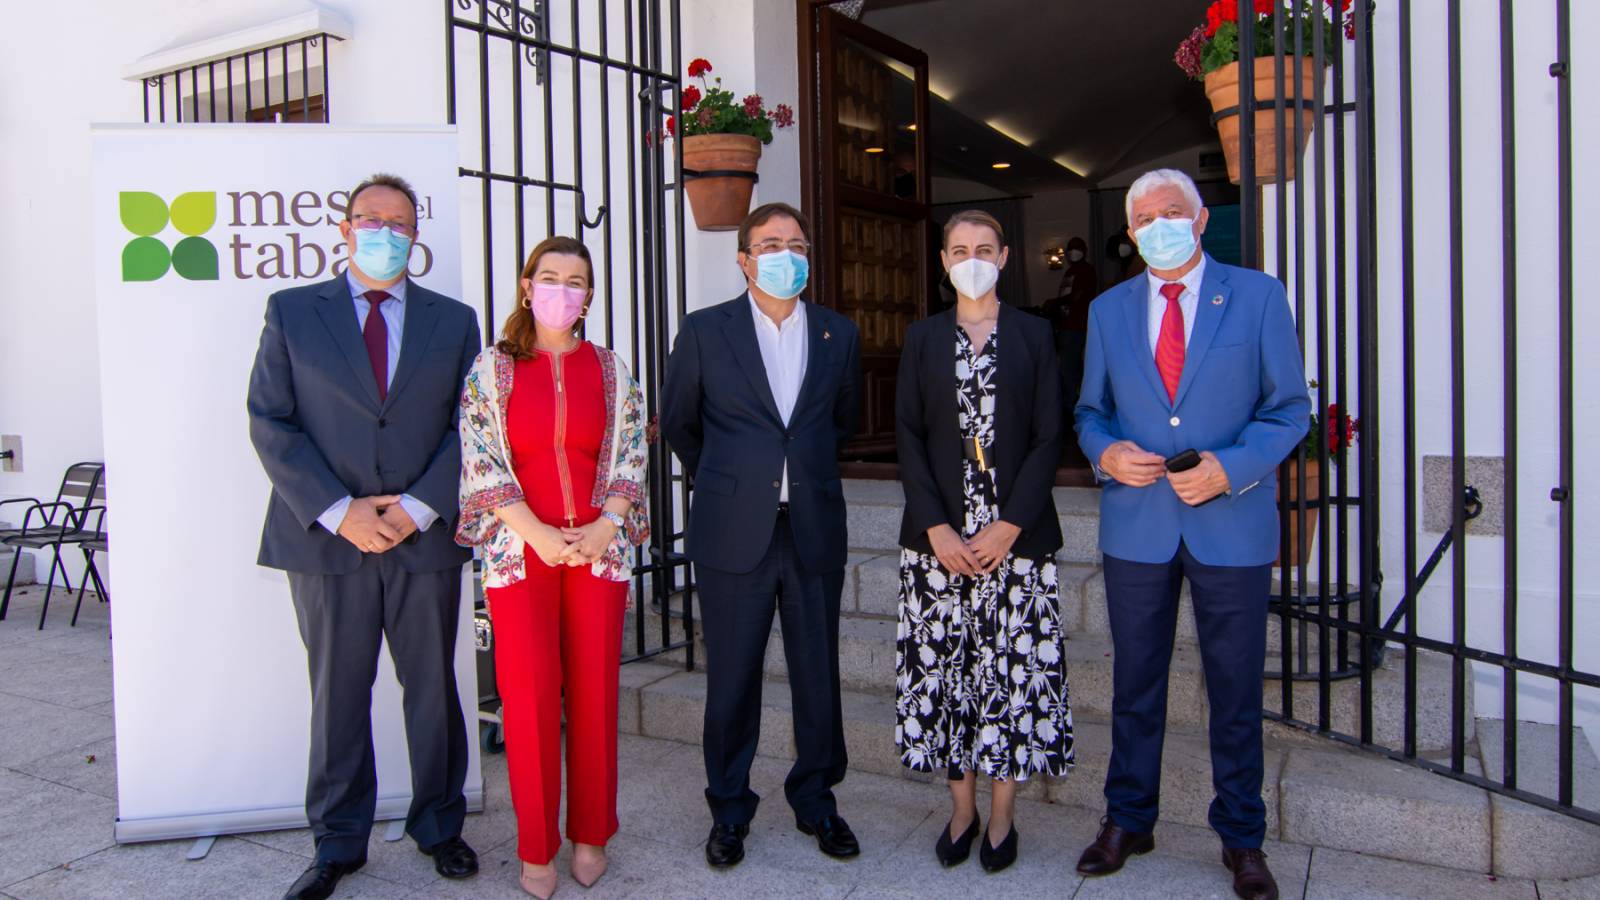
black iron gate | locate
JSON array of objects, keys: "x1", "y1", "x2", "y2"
[
  {"x1": 445, "y1": 0, "x2": 693, "y2": 666},
  {"x1": 1245, "y1": 0, "x2": 1594, "y2": 827}
]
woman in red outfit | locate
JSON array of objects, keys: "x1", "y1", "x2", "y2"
[{"x1": 456, "y1": 236, "x2": 649, "y2": 898}]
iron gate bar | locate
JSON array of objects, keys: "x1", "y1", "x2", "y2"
[
  {"x1": 1398, "y1": 0, "x2": 1419, "y2": 761},
  {"x1": 1496, "y1": 0, "x2": 1518, "y2": 792},
  {"x1": 446, "y1": 0, "x2": 692, "y2": 666},
  {"x1": 1355, "y1": 0, "x2": 1381, "y2": 752},
  {"x1": 1447, "y1": 0, "x2": 1467, "y2": 776},
  {"x1": 1554, "y1": 0, "x2": 1574, "y2": 810},
  {"x1": 141, "y1": 35, "x2": 338, "y2": 123}
]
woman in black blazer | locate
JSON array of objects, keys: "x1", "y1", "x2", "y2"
[{"x1": 894, "y1": 210, "x2": 1075, "y2": 874}]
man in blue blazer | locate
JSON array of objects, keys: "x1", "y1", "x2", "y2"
[
  {"x1": 1073, "y1": 169, "x2": 1309, "y2": 900},
  {"x1": 662, "y1": 202, "x2": 863, "y2": 870},
  {"x1": 247, "y1": 174, "x2": 481, "y2": 900}
]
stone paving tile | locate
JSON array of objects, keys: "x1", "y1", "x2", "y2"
[
  {"x1": 11, "y1": 736, "x2": 117, "y2": 801},
  {"x1": 0, "y1": 649, "x2": 113, "y2": 710},
  {"x1": 1304, "y1": 848, "x2": 1537, "y2": 899},
  {"x1": 1537, "y1": 874, "x2": 1600, "y2": 900},
  {"x1": 852, "y1": 791, "x2": 1089, "y2": 897},
  {"x1": 0, "y1": 770, "x2": 116, "y2": 889},
  {"x1": 0, "y1": 692, "x2": 114, "y2": 771},
  {"x1": 3, "y1": 835, "x2": 405, "y2": 900}
]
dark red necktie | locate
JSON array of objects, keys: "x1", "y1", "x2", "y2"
[
  {"x1": 362, "y1": 290, "x2": 389, "y2": 403},
  {"x1": 1155, "y1": 281, "x2": 1186, "y2": 404}
]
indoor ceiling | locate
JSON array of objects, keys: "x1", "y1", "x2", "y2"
[{"x1": 861, "y1": 0, "x2": 1220, "y2": 193}]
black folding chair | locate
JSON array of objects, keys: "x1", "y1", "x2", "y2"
[
  {"x1": 0, "y1": 462, "x2": 105, "y2": 628},
  {"x1": 72, "y1": 505, "x2": 109, "y2": 628}
]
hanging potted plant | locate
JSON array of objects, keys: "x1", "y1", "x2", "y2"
[
  {"x1": 1175, "y1": 0, "x2": 1355, "y2": 185},
  {"x1": 667, "y1": 58, "x2": 795, "y2": 232},
  {"x1": 1279, "y1": 385, "x2": 1358, "y2": 568}
]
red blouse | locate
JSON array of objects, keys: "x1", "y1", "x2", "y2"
[{"x1": 507, "y1": 341, "x2": 606, "y2": 529}]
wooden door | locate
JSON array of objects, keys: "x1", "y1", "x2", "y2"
[{"x1": 804, "y1": 6, "x2": 931, "y2": 460}]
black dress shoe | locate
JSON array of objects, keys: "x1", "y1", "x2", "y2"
[
  {"x1": 796, "y1": 813, "x2": 860, "y2": 858},
  {"x1": 419, "y1": 835, "x2": 479, "y2": 879},
  {"x1": 978, "y1": 823, "x2": 1018, "y2": 873},
  {"x1": 1222, "y1": 847, "x2": 1280, "y2": 900},
  {"x1": 706, "y1": 823, "x2": 749, "y2": 869},
  {"x1": 934, "y1": 815, "x2": 981, "y2": 867},
  {"x1": 283, "y1": 859, "x2": 364, "y2": 900},
  {"x1": 1076, "y1": 816, "x2": 1155, "y2": 875}
]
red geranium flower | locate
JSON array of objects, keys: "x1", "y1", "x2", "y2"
[
  {"x1": 772, "y1": 103, "x2": 795, "y2": 128},
  {"x1": 687, "y1": 58, "x2": 712, "y2": 78},
  {"x1": 664, "y1": 115, "x2": 675, "y2": 138},
  {"x1": 741, "y1": 94, "x2": 764, "y2": 118},
  {"x1": 681, "y1": 84, "x2": 701, "y2": 111}
]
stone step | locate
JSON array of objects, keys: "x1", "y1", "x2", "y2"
[
  {"x1": 760, "y1": 617, "x2": 1213, "y2": 731},
  {"x1": 1262, "y1": 646, "x2": 1472, "y2": 755},
  {"x1": 615, "y1": 663, "x2": 1567, "y2": 877},
  {"x1": 1474, "y1": 718, "x2": 1600, "y2": 880},
  {"x1": 842, "y1": 480, "x2": 1102, "y2": 563}
]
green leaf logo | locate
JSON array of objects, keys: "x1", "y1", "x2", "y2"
[
  {"x1": 119, "y1": 192, "x2": 169, "y2": 237},
  {"x1": 118, "y1": 191, "x2": 217, "y2": 281},
  {"x1": 170, "y1": 192, "x2": 216, "y2": 236}
]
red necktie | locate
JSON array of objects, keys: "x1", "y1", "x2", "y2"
[
  {"x1": 1155, "y1": 282, "x2": 1186, "y2": 404},
  {"x1": 362, "y1": 290, "x2": 389, "y2": 404}
]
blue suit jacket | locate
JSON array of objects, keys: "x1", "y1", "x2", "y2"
[
  {"x1": 661, "y1": 295, "x2": 862, "y2": 576},
  {"x1": 1074, "y1": 255, "x2": 1310, "y2": 566},
  {"x1": 247, "y1": 276, "x2": 481, "y2": 575}
]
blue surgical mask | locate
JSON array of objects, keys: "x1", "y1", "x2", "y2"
[
  {"x1": 351, "y1": 227, "x2": 413, "y2": 282},
  {"x1": 1133, "y1": 217, "x2": 1199, "y2": 271},
  {"x1": 754, "y1": 250, "x2": 809, "y2": 300}
]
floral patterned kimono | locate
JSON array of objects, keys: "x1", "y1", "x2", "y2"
[{"x1": 456, "y1": 344, "x2": 650, "y2": 586}]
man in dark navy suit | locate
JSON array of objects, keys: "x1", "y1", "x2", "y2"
[
  {"x1": 247, "y1": 174, "x2": 481, "y2": 900},
  {"x1": 662, "y1": 202, "x2": 863, "y2": 869}
]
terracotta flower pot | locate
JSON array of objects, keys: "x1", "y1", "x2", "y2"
[
  {"x1": 1204, "y1": 56, "x2": 1320, "y2": 185},
  {"x1": 680, "y1": 133, "x2": 762, "y2": 232},
  {"x1": 1276, "y1": 456, "x2": 1322, "y2": 568}
]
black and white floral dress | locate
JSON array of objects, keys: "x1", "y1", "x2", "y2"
[{"x1": 894, "y1": 323, "x2": 1074, "y2": 781}]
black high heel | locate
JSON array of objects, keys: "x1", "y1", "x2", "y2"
[
  {"x1": 934, "y1": 814, "x2": 981, "y2": 867},
  {"x1": 979, "y1": 823, "x2": 1018, "y2": 873}
]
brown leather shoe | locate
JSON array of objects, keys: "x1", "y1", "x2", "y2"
[
  {"x1": 1075, "y1": 816, "x2": 1155, "y2": 875},
  {"x1": 1222, "y1": 847, "x2": 1280, "y2": 900}
]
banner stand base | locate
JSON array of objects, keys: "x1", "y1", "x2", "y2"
[{"x1": 115, "y1": 787, "x2": 485, "y2": 844}]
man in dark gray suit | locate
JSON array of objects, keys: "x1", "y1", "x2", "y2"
[
  {"x1": 247, "y1": 173, "x2": 481, "y2": 900},
  {"x1": 662, "y1": 202, "x2": 863, "y2": 870}
]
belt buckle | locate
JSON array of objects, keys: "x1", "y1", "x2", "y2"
[{"x1": 973, "y1": 438, "x2": 988, "y2": 473}]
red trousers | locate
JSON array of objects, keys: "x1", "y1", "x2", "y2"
[{"x1": 487, "y1": 559, "x2": 627, "y2": 865}]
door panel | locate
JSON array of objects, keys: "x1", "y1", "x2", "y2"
[{"x1": 810, "y1": 7, "x2": 930, "y2": 458}]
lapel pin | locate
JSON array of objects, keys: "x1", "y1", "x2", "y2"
[
  {"x1": 823, "y1": 330, "x2": 832, "y2": 341},
  {"x1": 1211, "y1": 294, "x2": 1224, "y2": 306}
]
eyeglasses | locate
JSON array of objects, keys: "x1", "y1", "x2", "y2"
[
  {"x1": 350, "y1": 213, "x2": 418, "y2": 239},
  {"x1": 745, "y1": 239, "x2": 811, "y2": 257}
]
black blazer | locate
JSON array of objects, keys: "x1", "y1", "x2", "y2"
[
  {"x1": 662, "y1": 295, "x2": 862, "y2": 575},
  {"x1": 247, "y1": 276, "x2": 480, "y2": 575},
  {"x1": 895, "y1": 303, "x2": 1064, "y2": 558}
]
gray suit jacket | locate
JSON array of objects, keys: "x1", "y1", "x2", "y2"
[{"x1": 247, "y1": 275, "x2": 480, "y2": 575}]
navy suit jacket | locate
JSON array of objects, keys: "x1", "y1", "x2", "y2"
[
  {"x1": 1074, "y1": 255, "x2": 1310, "y2": 566},
  {"x1": 662, "y1": 295, "x2": 862, "y2": 576},
  {"x1": 247, "y1": 275, "x2": 481, "y2": 575}
]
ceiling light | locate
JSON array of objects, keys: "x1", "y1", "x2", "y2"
[
  {"x1": 984, "y1": 119, "x2": 1035, "y2": 147},
  {"x1": 991, "y1": 162, "x2": 1011, "y2": 170},
  {"x1": 906, "y1": 123, "x2": 918, "y2": 132},
  {"x1": 1052, "y1": 155, "x2": 1088, "y2": 177},
  {"x1": 865, "y1": 147, "x2": 885, "y2": 154}
]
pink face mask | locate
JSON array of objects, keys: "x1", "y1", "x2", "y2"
[{"x1": 528, "y1": 283, "x2": 588, "y2": 330}]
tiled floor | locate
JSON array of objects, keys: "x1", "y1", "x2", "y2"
[{"x1": 1, "y1": 582, "x2": 1593, "y2": 899}]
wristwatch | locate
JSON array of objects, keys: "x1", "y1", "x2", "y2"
[{"x1": 600, "y1": 510, "x2": 627, "y2": 531}]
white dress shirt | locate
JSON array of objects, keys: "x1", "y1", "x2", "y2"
[
  {"x1": 749, "y1": 292, "x2": 809, "y2": 503},
  {"x1": 316, "y1": 273, "x2": 438, "y2": 537},
  {"x1": 1145, "y1": 255, "x2": 1206, "y2": 355}
]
